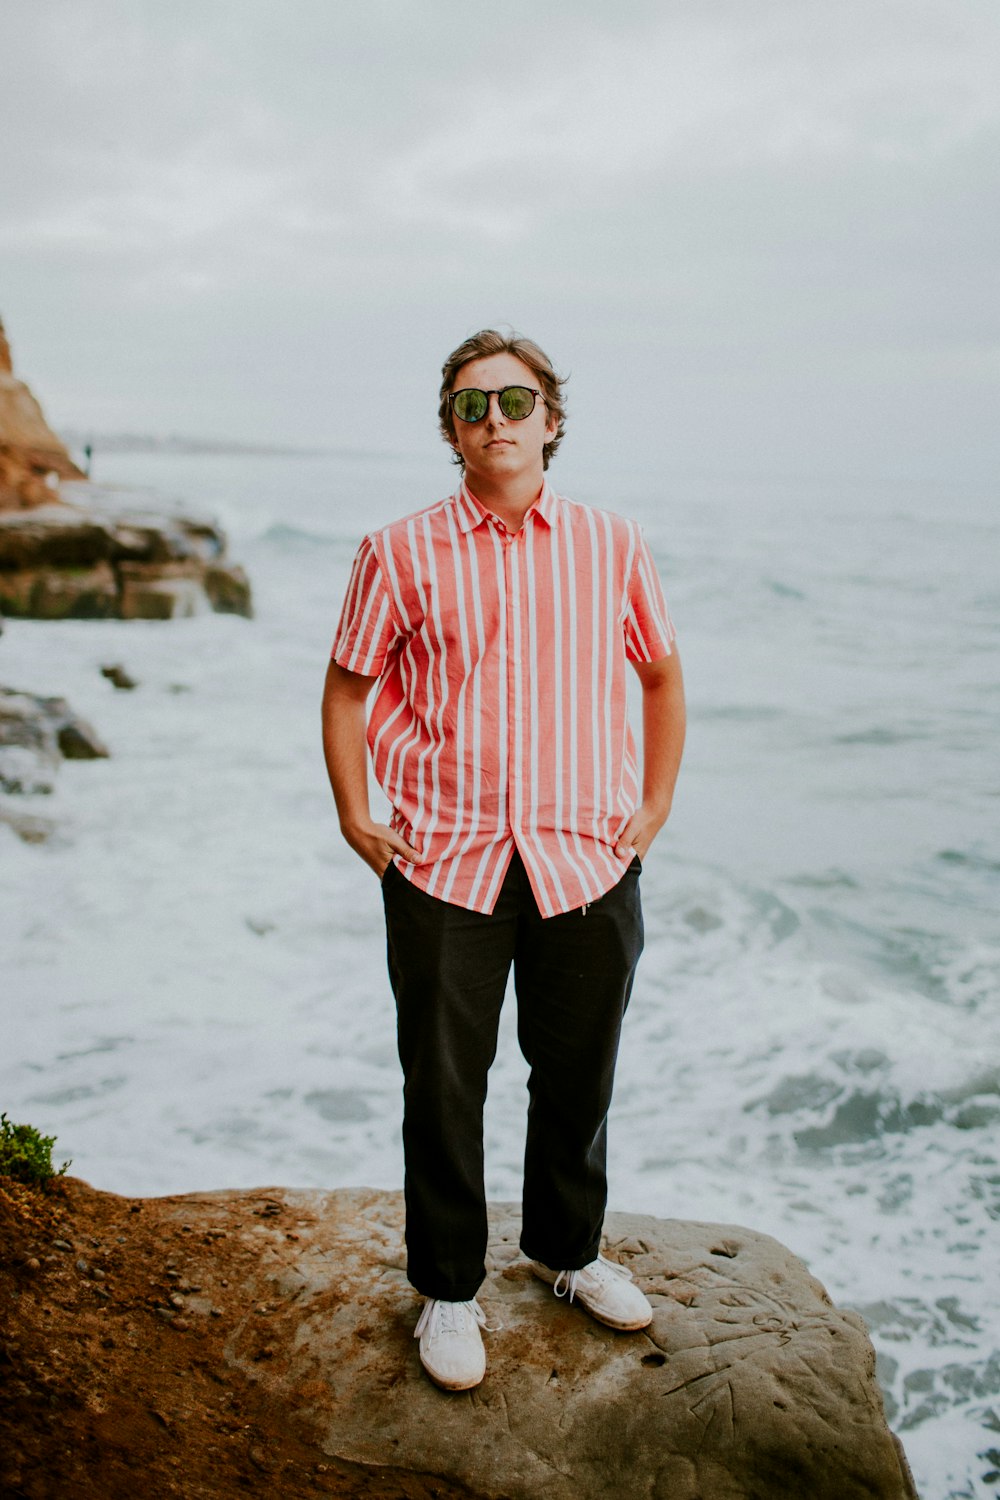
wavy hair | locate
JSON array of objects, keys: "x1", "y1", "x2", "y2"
[{"x1": 438, "y1": 329, "x2": 567, "y2": 470}]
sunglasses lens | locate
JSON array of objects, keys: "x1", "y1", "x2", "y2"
[
  {"x1": 453, "y1": 389, "x2": 488, "y2": 423},
  {"x1": 500, "y1": 386, "x2": 536, "y2": 420}
]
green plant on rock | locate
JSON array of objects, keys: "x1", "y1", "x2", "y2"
[{"x1": 0, "y1": 1113, "x2": 70, "y2": 1185}]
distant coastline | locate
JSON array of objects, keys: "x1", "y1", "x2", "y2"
[{"x1": 59, "y1": 428, "x2": 331, "y2": 459}]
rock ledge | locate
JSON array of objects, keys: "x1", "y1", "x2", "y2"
[
  {"x1": 0, "y1": 502, "x2": 252, "y2": 620},
  {"x1": 231, "y1": 1186, "x2": 918, "y2": 1499},
  {"x1": 0, "y1": 1179, "x2": 920, "y2": 1498}
]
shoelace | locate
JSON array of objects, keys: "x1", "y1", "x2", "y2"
[
  {"x1": 552, "y1": 1254, "x2": 634, "y2": 1305},
  {"x1": 413, "y1": 1297, "x2": 500, "y2": 1342}
]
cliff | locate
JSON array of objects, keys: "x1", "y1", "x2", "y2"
[
  {"x1": 0, "y1": 319, "x2": 250, "y2": 620},
  {"x1": 0, "y1": 317, "x2": 83, "y2": 510},
  {"x1": 0, "y1": 1178, "x2": 918, "y2": 1500}
]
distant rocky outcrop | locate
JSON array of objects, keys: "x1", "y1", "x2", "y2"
[
  {"x1": 0, "y1": 503, "x2": 252, "y2": 620},
  {"x1": 0, "y1": 316, "x2": 83, "y2": 510},
  {"x1": 0, "y1": 683, "x2": 109, "y2": 841},
  {"x1": 0, "y1": 317, "x2": 251, "y2": 619},
  {"x1": 0, "y1": 684, "x2": 108, "y2": 783}
]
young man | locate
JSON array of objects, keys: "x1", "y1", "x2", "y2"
[{"x1": 322, "y1": 330, "x2": 685, "y2": 1391}]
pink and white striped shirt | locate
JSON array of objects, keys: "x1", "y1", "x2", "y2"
[{"x1": 332, "y1": 479, "x2": 675, "y2": 917}]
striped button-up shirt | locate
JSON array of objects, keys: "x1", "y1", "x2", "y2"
[{"x1": 332, "y1": 479, "x2": 675, "y2": 917}]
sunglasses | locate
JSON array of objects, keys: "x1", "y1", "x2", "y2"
[{"x1": 449, "y1": 386, "x2": 545, "y2": 423}]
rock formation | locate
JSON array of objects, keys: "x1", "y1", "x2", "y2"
[
  {"x1": 0, "y1": 684, "x2": 109, "y2": 841},
  {"x1": 0, "y1": 316, "x2": 83, "y2": 509},
  {"x1": 0, "y1": 503, "x2": 252, "y2": 620},
  {"x1": 227, "y1": 1188, "x2": 918, "y2": 1499},
  {"x1": 1, "y1": 1178, "x2": 920, "y2": 1497},
  {"x1": 0, "y1": 317, "x2": 251, "y2": 619},
  {"x1": 0, "y1": 684, "x2": 108, "y2": 781}
]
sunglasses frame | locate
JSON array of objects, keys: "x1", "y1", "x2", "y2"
[{"x1": 449, "y1": 385, "x2": 545, "y2": 423}]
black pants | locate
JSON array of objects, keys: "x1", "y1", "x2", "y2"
[{"x1": 381, "y1": 852, "x2": 644, "y2": 1301}]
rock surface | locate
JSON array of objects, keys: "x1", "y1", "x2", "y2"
[
  {"x1": 0, "y1": 1178, "x2": 919, "y2": 1499},
  {"x1": 0, "y1": 684, "x2": 109, "y2": 841},
  {"x1": 0, "y1": 683, "x2": 108, "y2": 780},
  {"x1": 0, "y1": 502, "x2": 252, "y2": 619},
  {"x1": 189, "y1": 1187, "x2": 917, "y2": 1498},
  {"x1": 0, "y1": 317, "x2": 251, "y2": 616},
  {"x1": 0, "y1": 316, "x2": 83, "y2": 509}
]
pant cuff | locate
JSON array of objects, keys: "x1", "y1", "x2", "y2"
[{"x1": 518, "y1": 1235, "x2": 602, "y2": 1273}]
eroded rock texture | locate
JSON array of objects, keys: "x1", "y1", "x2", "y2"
[
  {"x1": 0, "y1": 684, "x2": 110, "y2": 841},
  {"x1": 0, "y1": 319, "x2": 251, "y2": 617},
  {"x1": 0, "y1": 503, "x2": 252, "y2": 619},
  {"x1": 0, "y1": 316, "x2": 83, "y2": 509},
  {"x1": 142, "y1": 1185, "x2": 917, "y2": 1500}
]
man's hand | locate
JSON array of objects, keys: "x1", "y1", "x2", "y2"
[
  {"x1": 322, "y1": 660, "x2": 422, "y2": 879},
  {"x1": 341, "y1": 817, "x2": 422, "y2": 879},
  {"x1": 614, "y1": 800, "x2": 670, "y2": 864}
]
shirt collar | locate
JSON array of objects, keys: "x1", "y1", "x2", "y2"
[{"x1": 454, "y1": 477, "x2": 559, "y2": 534}]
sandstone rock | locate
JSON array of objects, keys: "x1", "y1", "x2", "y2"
[
  {"x1": 118, "y1": 561, "x2": 208, "y2": 620},
  {"x1": 57, "y1": 717, "x2": 111, "y2": 759},
  {"x1": 0, "y1": 316, "x2": 83, "y2": 509},
  {"x1": 0, "y1": 322, "x2": 252, "y2": 613},
  {"x1": 100, "y1": 663, "x2": 138, "y2": 690},
  {"x1": 0, "y1": 685, "x2": 109, "y2": 759},
  {"x1": 136, "y1": 1185, "x2": 915, "y2": 1500},
  {"x1": 0, "y1": 507, "x2": 118, "y2": 569},
  {"x1": 204, "y1": 561, "x2": 253, "y2": 616},
  {"x1": 9, "y1": 561, "x2": 120, "y2": 620},
  {"x1": 0, "y1": 503, "x2": 253, "y2": 620},
  {"x1": 0, "y1": 685, "x2": 108, "y2": 799}
]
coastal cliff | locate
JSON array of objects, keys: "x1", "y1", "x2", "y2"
[
  {"x1": 0, "y1": 317, "x2": 251, "y2": 620},
  {"x1": 0, "y1": 317, "x2": 83, "y2": 510},
  {"x1": 0, "y1": 1178, "x2": 918, "y2": 1500}
]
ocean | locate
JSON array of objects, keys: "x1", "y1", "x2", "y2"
[{"x1": 2, "y1": 447, "x2": 998, "y2": 1497}]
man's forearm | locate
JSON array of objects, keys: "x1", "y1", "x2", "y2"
[
  {"x1": 321, "y1": 660, "x2": 377, "y2": 837},
  {"x1": 321, "y1": 660, "x2": 421, "y2": 874},
  {"x1": 641, "y1": 653, "x2": 686, "y2": 816},
  {"x1": 614, "y1": 649, "x2": 686, "y2": 860}
]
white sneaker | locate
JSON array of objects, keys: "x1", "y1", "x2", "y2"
[
  {"x1": 532, "y1": 1253, "x2": 652, "y2": 1331},
  {"x1": 413, "y1": 1297, "x2": 489, "y2": 1390}
]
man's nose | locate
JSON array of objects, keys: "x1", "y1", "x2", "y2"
[{"x1": 484, "y1": 393, "x2": 507, "y2": 425}]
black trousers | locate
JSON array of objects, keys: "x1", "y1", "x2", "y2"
[{"x1": 381, "y1": 852, "x2": 644, "y2": 1302}]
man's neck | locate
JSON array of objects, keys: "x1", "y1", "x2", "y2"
[{"x1": 464, "y1": 468, "x2": 545, "y2": 532}]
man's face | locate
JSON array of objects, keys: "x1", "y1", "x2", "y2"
[{"x1": 448, "y1": 352, "x2": 558, "y2": 488}]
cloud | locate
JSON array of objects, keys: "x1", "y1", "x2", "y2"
[
  {"x1": 360, "y1": 4, "x2": 1000, "y2": 239},
  {"x1": 0, "y1": 1, "x2": 996, "y2": 477}
]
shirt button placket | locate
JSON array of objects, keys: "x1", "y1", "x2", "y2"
[{"x1": 503, "y1": 522, "x2": 523, "y2": 847}]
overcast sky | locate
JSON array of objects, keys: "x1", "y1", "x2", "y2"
[{"x1": 1, "y1": 1, "x2": 997, "y2": 494}]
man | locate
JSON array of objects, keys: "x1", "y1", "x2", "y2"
[{"x1": 322, "y1": 330, "x2": 685, "y2": 1391}]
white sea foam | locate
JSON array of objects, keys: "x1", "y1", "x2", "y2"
[{"x1": 2, "y1": 450, "x2": 998, "y2": 1497}]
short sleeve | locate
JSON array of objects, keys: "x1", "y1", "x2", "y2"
[
  {"x1": 623, "y1": 530, "x2": 676, "y2": 663},
  {"x1": 331, "y1": 536, "x2": 402, "y2": 677}
]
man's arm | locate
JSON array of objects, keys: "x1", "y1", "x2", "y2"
[
  {"x1": 614, "y1": 648, "x2": 686, "y2": 863},
  {"x1": 321, "y1": 660, "x2": 421, "y2": 877}
]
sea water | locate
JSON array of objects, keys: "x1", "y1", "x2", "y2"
[{"x1": 1, "y1": 448, "x2": 998, "y2": 1497}]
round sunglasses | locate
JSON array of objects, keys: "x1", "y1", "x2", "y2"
[{"x1": 449, "y1": 385, "x2": 545, "y2": 423}]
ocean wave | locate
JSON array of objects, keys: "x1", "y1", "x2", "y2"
[{"x1": 747, "y1": 1054, "x2": 1000, "y2": 1149}]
